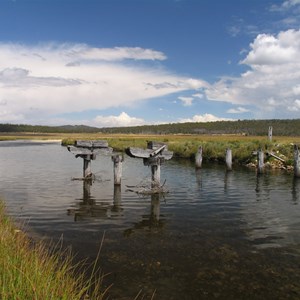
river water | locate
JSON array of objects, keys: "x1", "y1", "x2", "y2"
[{"x1": 0, "y1": 140, "x2": 300, "y2": 299}]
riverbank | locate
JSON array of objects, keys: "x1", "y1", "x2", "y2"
[
  {"x1": 0, "y1": 201, "x2": 104, "y2": 300},
  {"x1": 1, "y1": 132, "x2": 300, "y2": 167},
  {"x1": 61, "y1": 134, "x2": 300, "y2": 168}
]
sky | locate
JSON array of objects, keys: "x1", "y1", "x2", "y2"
[{"x1": 0, "y1": 0, "x2": 300, "y2": 127}]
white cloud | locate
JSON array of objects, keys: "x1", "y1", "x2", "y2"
[
  {"x1": 0, "y1": 43, "x2": 207, "y2": 124},
  {"x1": 93, "y1": 112, "x2": 145, "y2": 127},
  {"x1": 205, "y1": 29, "x2": 300, "y2": 118},
  {"x1": 227, "y1": 106, "x2": 250, "y2": 114},
  {"x1": 270, "y1": 0, "x2": 300, "y2": 11},
  {"x1": 178, "y1": 96, "x2": 193, "y2": 106},
  {"x1": 179, "y1": 113, "x2": 233, "y2": 123}
]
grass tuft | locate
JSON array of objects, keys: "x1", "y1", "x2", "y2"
[{"x1": 0, "y1": 202, "x2": 105, "y2": 300}]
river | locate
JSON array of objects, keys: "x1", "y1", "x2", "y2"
[{"x1": 0, "y1": 140, "x2": 300, "y2": 299}]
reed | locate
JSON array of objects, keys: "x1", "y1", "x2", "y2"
[{"x1": 0, "y1": 202, "x2": 105, "y2": 300}]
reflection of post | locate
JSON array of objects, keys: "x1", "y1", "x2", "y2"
[
  {"x1": 294, "y1": 145, "x2": 300, "y2": 178},
  {"x1": 151, "y1": 158, "x2": 161, "y2": 188},
  {"x1": 83, "y1": 155, "x2": 92, "y2": 178},
  {"x1": 224, "y1": 170, "x2": 233, "y2": 192},
  {"x1": 195, "y1": 169, "x2": 202, "y2": 188},
  {"x1": 292, "y1": 177, "x2": 299, "y2": 203},
  {"x1": 226, "y1": 148, "x2": 232, "y2": 171},
  {"x1": 151, "y1": 193, "x2": 160, "y2": 223},
  {"x1": 112, "y1": 154, "x2": 123, "y2": 185},
  {"x1": 257, "y1": 149, "x2": 264, "y2": 174},
  {"x1": 255, "y1": 173, "x2": 263, "y2": 198},
  {"x1": 195, "y1": 146, "x2": 203, "y2": 169}
]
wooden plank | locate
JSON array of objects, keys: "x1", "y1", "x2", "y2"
[
  {"x1": 75, "y1": 140, "x2": 109, "y2": 148},
  {"x1": 266, "y1": 151, "x2": 285, "y2": 162},
  {"x1": 125, "y1": 147, "x2": 173, "y2": 160},
  {"x1": 149, "y1": 144, "x2": 166, "y2": 157},
  {"x1": 68, "y1": 146, "x2": 93, "y2": 155},
  {"x1": 147, "y1": 141, "x2": 168, "y2": 150}
]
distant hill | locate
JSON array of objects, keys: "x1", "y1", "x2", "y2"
[{"x1": 0, "y1": 119, "x2": 300, "y2": 136}]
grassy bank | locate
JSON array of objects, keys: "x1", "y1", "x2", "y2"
[
  {"x1": 61, "y1": 134, "x2": 300, "y2": 166},
  {"x1": 1, "y1": 132, "x2": 299, "y2": 166},
  {"x1": 0, "y1": 202, "x2": 104, "y2": 300}
]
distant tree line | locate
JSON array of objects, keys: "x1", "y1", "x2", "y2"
[{"x1": 0, "y1": 119, "x2": 300, "y2": 136}]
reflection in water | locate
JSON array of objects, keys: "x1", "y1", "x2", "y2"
[
  {"x1": 67, "y1": 180, "x2": 124, "y2": 221},
  {"x1": 292, "y1": 177, "x2": 300, "y2": 204}
]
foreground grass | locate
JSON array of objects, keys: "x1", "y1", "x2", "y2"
[{"x1": 0, "y1": 202, "x2": 104, "y2": 300}]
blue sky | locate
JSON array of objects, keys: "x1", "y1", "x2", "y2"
[{"x1": 0, "y1": 0, "x2": 300, "y2": 127}]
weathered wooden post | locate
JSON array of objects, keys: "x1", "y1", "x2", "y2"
[
  {"x1": 294, "y1": 145, "x2": 300, "y2": 178},
  {"x1": 125, "y1": 141, "x2": 173, "y2": 190},
  {"x1": 112, "y1": 154, "x2": 123, "y2": 185},
  {"x1": 268, "y1": 126, "x2": 273, "y2": 142},
  {"x1": 83, "y1": 155, "x2": 92, "y2": 178},
  {"x1": 67, "y1": 140, "x2": 112, "y2": 179},
  {"x1": 225, "y1": 148, "x2": 232, "y2": 171},
  {"x1": 151, "y1": 193, "x2": 160, "y2": 223},
  {"x1": 257, "y1": 149, "x2": 264, "y2": 174},
  {"x1": 195, "y1": 146, "x2": 203, "y2": 169}
]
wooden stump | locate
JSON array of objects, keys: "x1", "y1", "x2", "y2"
[
  {"x1": 83, "y1": 155, "x2": 92, "y2": 178},
  {"x1": 112, "y1": 154, "x2": 123, "y2": 185},
  {"x1": 294, "y1": 145, "x2": 300, "y2": 178},
  {"x1": 268, "y1": 126, "x2": 273, "y2": 142},
  {"x1": 195, "y1": 146, "x2": 203, "y2": 169},
  {"x1": 257, "y1": 149, "x2": 264, "y2": 174},
  {"x1": 225, "y1": 148, "x2": 232, "y2": 171}
]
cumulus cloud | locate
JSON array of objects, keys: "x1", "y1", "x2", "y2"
[
  {"x1": 0, "y1": 43, "x2": 207, "y2": 124},
  {"x1": 93, "y1": 112, "x2": 145, "y2": 127},
  {"x1": 178, "y1": 96, "x2": 194, "y2": 106},
  {"x1": 179, "y1": 114, "x2": 233, "y2": 123},
  {"x1": 205, "y1": 29, "x2": 300, "y2": 118}
]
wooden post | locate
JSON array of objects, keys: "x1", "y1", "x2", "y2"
[
  {"x1": 294, "y1": 145, "x2": 300, "y2": 178},
  {"x1": 268, "y1": 126, "x2": 273, "y2": 142},
  {"x1": 83, "y1": 155, "x2": 92, "y2": 178},
  {"x1": 112, "y1": 154, "x2": 123, "y2": 185},
  {"x1": 151, "y1": 158, "x2": 161, "y2": 188},
  {"x1": 225, "y1": 148, "x2": 232, "y2": 171},
  {"x1": 151, "y1": 193, "x2": 160, "y2": 223},
  {"x1": 195, "y1": 146, "x2": 203, "y2": 169},
  {"x1": 257, "y1": 149, "x2": 264, "y2": 174}
]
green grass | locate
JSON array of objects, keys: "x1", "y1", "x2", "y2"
[
  {"x1": 0, "y1": 202, "x2": 105, "y2": 300},
  {"x1": 61, "y1": 134, "x2": 300, "y2": 166}
]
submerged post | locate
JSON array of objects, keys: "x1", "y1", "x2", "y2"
[
  {"x1": 294, "y1": 145, "x2": 300, "y2": 178},
  {"x1": 225, "y1": 148, "x2": 232, "y2": 171},
  {"x1": 195, "y1": 146, "x2": 203, "y2": 169},
  {"x1": 125, "y1": 141, "x2": 173, "y2": 191},
  {"x1": 83, "y1": 155, "x2": 92, "y2": 178},
  {"x1": 268, "y1": 126, "x2": 273, "y2": 142},
  {"x1": 112, "y1": 154, "x2": 123, "y2": 185},
  {"x1": 151, "y1": 158, "x2": 161, "y2": 188},
  {"x1": 257, "y1": 149, "x2": 264, "y2": 174},
  {"x1": 67, "y1": 140, "x2": 112, "y2": 180}
]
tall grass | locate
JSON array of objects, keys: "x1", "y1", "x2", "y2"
[
  {"x1": 61, "y1": 134, "x2": 300, "y2": 165},
  {"x1": 0, "y1": 202, "x2": 105, "y2": 300}
]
